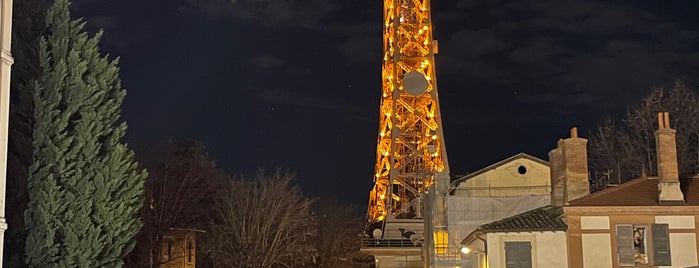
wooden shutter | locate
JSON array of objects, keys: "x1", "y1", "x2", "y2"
[
  {"x1": 616, "y1": 224, "x2": 635, "y2": 266},
  {"x1": 652, "y1": 223, "x2": 671, "y2": 266},
  {"x1": 505, "y1": 241, "x2": 532, "y2": 268}
]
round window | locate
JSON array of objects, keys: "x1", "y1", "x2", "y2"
[{"x1": 518, "y1": 165, "x2": 527, "y2": 175}]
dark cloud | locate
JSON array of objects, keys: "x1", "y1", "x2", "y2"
[
  {"x1": 338, "y1": 36, "x2": 379, "y2": 63},
  {"x1": 85, "y1": 15, "x2": 119, "y2": 31},
  {"x1": 181, "y1": 0, "x2": 339, "y2": 29},
  {"x1": 438, "y1": 0, "x2": 699, "y2": 110},
  {"x1": 259, "y1": 89, "x2": 333, "y2": 109},
  {"x1": 178, "y1": 0, "x2": 236, "y2": 19},
  {"x1": 252, "y1": 54, "x2": 284, "y2": 69}
]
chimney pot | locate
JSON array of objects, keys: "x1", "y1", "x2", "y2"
[
  {"x1": 655, "y1": 112, "x2": 684, "y2": 202},
  {"x1": 570, "y1": 127, "x2": 578, "y2": 138}
]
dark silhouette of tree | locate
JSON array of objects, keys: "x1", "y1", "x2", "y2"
[
  {"x1": 127, "y1": 140, "x2": 226, "y2": 268},
  {"x1": 4, "y1": 0, "x2": 51, "y2": 266},
  {"x1": 312, "y1": 195, "x2": 372, "y2": 268},
  {"x1": 589, "y1": 80, "x2": 699, "y2": 187},
  {"x1": 203, "y1": 170, "x2": 315, "y2": 268},
  {"x1": 24, "y1": 0, "x2": 146, "y2": 266}
]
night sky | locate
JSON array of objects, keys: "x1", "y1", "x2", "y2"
[{"x1": 70, "y1": 0, "x2": 699, "y2": 206}]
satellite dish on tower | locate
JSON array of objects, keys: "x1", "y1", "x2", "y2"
[
  {"x1": 403, "y1": 71, "x2": 428, "y2": 96},
  {"x1": 372, "y1": 228, "x2": 383, "y2": 239}
]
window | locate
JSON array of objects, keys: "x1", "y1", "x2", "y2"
[
  {"x1": 505, "y1": 241, "x2": 532, "y2": 268},
  {"x1": 187, "y1": 238, "x2": 194, "y2": 264},
  {"x1": 161, "y1": 239, "x2": 174, "y2": 262},
  {"x1": 616, "y1": 224, "x2": 671, "y2": 266},
  {"x1": 517, "y1": 165, "x2": 527, "y2": 175}
]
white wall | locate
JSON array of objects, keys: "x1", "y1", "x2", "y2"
[
  {"x1": 657, "y1": 215, "x2": 698, "y2": 268},
  {"x1": 581, "y1": 233, "x2": 612, "y2": 268},
  {"x1": 485, "y1": 231, "x2": 567, "y2": 268}
]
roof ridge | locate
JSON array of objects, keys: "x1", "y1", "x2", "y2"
[{"x1": 451, "y1": 152, "x2": 549, "y2": 186}]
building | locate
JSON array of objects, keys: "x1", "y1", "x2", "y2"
[
  {"x1": 462, "y1": 113, "x2": 699, "y2": 268},
  {"x1": 461, "y1": 206, "x2": 568, "y2": 268},
  {"x1": 159, "y1": 228, "x2": 202, "y2": 268},
  {"x1": 458, "y1": 129, "x2": 588, "y2": 268},
  {"x1": 445, "y1": 153, "x2": 553, "y2": 267}
]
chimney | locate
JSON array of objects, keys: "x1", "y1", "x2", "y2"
[
  {"x1": 655, "y1": 112, "x2": 684, "y2": 202},
  {"x1": 549, "y1": 139, "x2": 565, "y2": 206},
  {"x1": 562, "y1": 127, "x2": 590, "y2": 202},
  {"x1": 549, "y1": 127, "x2": 590, "y2": 205}
]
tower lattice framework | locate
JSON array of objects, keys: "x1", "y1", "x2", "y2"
[{"x1": 367, "y1": 0, "x2": 449, "y2": 223}]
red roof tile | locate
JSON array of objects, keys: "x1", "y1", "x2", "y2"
[
  {"x1": 569, "y1": 176, "x2": 699, "y2": 206},
  {"x1": 477, "y1": 206, "x2": 567, "y2": 232}
]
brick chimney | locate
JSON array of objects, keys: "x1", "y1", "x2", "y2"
[
  {"x1": 655, "y1": 112, "x2": 684, "y2": 202},
  {"x1": 549, "y1": 128, "x2": 590, "y2": 205},
  {"x1": 549, "y1": 140, "x2": 565, "y2": 206}
]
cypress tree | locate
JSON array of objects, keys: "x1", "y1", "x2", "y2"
[{"x1": 24, "y1": 0, "x2": 147, "y2": 267}]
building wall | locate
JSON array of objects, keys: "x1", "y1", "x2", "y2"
[
  {"x1": 485, "y1": 231, "x2": 567, "y2": 268},
  {"x1": 565, "y1": 207, "x2": 699, "y2": 268},
  {"x1": 454, "y1": 157, "x2": 550, "y2": 197},
  {"x1": 161, "y1": 230, "x2": 198, "y2": 268}
]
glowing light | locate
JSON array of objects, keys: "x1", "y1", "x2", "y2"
[
  {"x1": 432, "y1": 135, "x2": 437, "y2": 140},
  {"x1": 460, "y1": 247, "x2": 471, "y2": 254},
  {"x1": 379, "y1": 195, "x2": 386, "y2": 200}
]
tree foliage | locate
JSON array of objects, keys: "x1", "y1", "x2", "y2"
[
  {"x1": 24, "y1": 0, "x2": 147, "y2": 266},
  {"x1": 5, "y1": 0, "x2": 52, "y2": 266},
  {"x1": 203, "y1": 170, "x2": 315, "y2": 268},
  {"x1": 128, "y1": 140, "x2": 226, "y2": 268},
  {"x1": 589, "y1": 81, "x2": 699, "y2": 188}
]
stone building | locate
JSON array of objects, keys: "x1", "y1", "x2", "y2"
[
  {"x1": 461, "y1": 113, "x2": 699, "y2": 268},
  {"x1": 446, "y1": 153, "x2": 553, "y2": 266},
  {"x1": 159, "y1": 228, "x2": 202, "y2": 268},
  {"x1": 565, "y1": 113, "x2": 699, "y2": 267}
]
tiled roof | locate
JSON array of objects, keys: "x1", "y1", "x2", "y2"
[
  {"x1": 477, "y1": 206, "x2": 567, "y2": 233},
  {"x1": 569, "y1": 176, "x2": 699, "y2": 206}
]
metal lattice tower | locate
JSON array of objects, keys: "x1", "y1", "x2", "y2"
[{"x1": 367, "y1": 0, "x2": 449, "y2": 224}]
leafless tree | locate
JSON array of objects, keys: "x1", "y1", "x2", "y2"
[
  {"x1": 312, "y1": 195, "x2": 372, "y2": 268},
  {"x1": 589, "y1": 80, "x2": 699, "y2": 186},
  {"x1": 128, "y1": 140, "x2": 226, "y2": 268},
  {"x1": 203, "y1": 170, "x2": 316, "y2": 268}
]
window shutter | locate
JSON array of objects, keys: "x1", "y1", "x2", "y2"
[
  {"x1": 616, "y1": 224, "x2": 635, "y2": 266},
  {"x1": 652, "y1": 223, "x2": 671, "y2": 266},
  {"x1": 505, "y1": 241, "x2": 532, "y2": 268}
]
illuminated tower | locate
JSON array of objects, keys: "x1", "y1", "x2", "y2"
[{"x1": 367, "y1": 0, "x2": 448, "y2": 228}]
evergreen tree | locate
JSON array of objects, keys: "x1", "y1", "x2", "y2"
[
  {"x1": 6, "y1": 0, "x2": 52, "y2": 266},
  {"x1": 24, "y1": 0, "x2": 147, "y2": 267}
]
